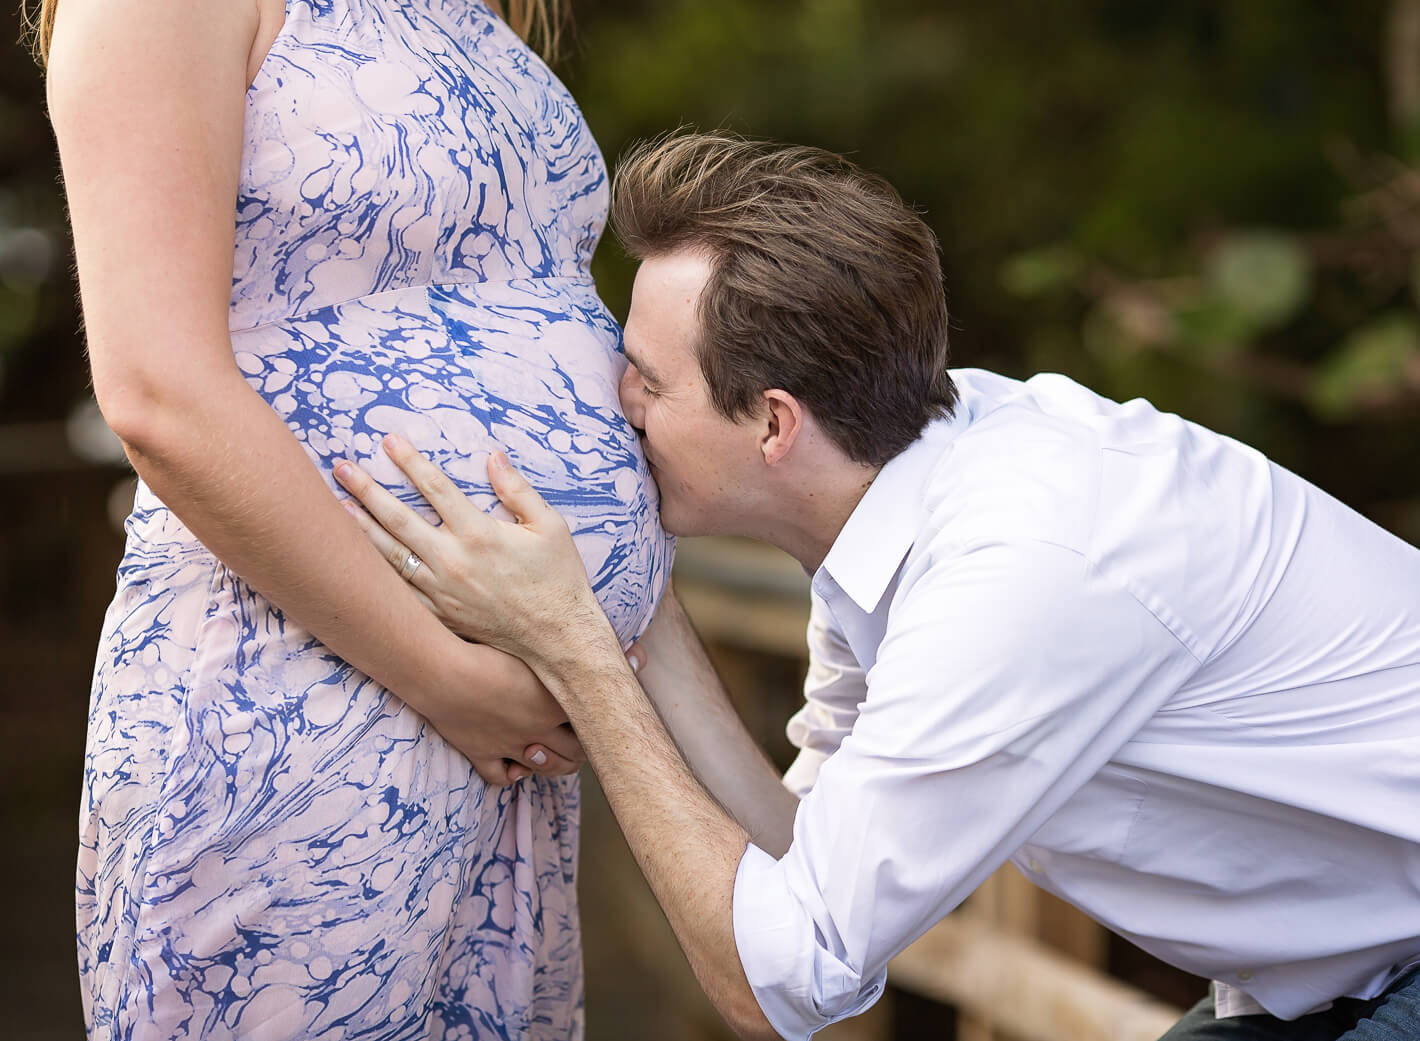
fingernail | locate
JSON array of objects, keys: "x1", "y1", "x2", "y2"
[
  {"x1": 627, "y1": 652, "x2": 641, "y2": 674},
  {"x1": 339, "y1": 499, "x2": 358, "y2": 516},
  {"x1": 384, "y1": 433, "x2": 404, "y2": 449},
  {"x1": 530, "y1": 749, "x2": 547, "y2": 766},
  {"x1": 490, "y1": 451, "x2": 508, "y2": 471},
  {"x1": 334, "y1": 462, "x2": 351, "y2": 481}
]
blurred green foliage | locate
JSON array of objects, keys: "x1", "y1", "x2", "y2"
[
  {"x1": 564, "y1": 0, "x2": 1418, "y2": 542},
  {"x1": 2, "y1": 0, "x2": 1416, "y2": 539}
]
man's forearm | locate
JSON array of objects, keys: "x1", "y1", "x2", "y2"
[
  {"x1": 634, "y1": 593, "x2": 798, "y2": 858},
  {"x1": 543, "y1": 629, "x2": 780, "y2": 1040}
]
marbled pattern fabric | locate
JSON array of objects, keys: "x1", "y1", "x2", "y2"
[{"x1": 77, "y1": 2, "x2": 671, "y2": 1038}]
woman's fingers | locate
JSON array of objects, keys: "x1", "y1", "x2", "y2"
[
  {"x1": 476, "y1": 748, "x2": 579, "y2": 786},
  {"x1": 333, "y1": 458, "x2": 438, "y2": 564},
  {"x1": 382, "y1": 434, "x2": 485, "y2": 538},
  {"x1": 472, "y1": 757, "x2": 515, "y2": 786},
  {"x1": 516, "y1": 744, "x2": 581, "y2": 778},
  {"x1": 537, "y1": 722, "x2": 585, "y2": 764},
  {"x1": 339, "y1": 497, "x2": 416, "y2": 578},
  {"x1": 479, "y1": 748, "x2": 580, "y2": 785}
]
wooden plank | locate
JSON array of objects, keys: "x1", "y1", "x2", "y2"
[
  {"x1": 959, "y1": 869, "x2": 1041, "y2": 1041},
  {"x1": 888, "y1": 914, "x2": 1182, "y2": 1041},
  {"x1": 674, "y1": 579, "x2": 811, "y2": 659},
  {"x1": 672, "y1": 535, "x2": 812, "y2": 600},
  {"x1": 1038, "y1": 889, "x2": 1109, "y2": 968},
  {"x1": 671, "y1": 536, "x2": 813, "y2": 657}
]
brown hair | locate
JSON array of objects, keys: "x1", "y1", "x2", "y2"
[
  {"x1": 24, "y1": 0, "x2": 565, "y2": 65},
  {"x1": 611, "y1": 132, "x2": 957, "y2": 468},
  {"x1": 498, "y1": 0, "x2": 566, "y2": 63}
]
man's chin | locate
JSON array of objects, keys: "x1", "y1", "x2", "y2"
[
  {"x1": 651, "y1": 482, "x2": 711, "y2": 538},
  {"x1": 660, "y1": 510, "x2": 690, "y2": 538},
  {"x1": 657, "y1": 501, "x2": 697, "y2": 539}
]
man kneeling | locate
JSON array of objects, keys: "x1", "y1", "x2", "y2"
[{"x1": 337, "y1": 132, "x2": 1420, "y2": 1041}]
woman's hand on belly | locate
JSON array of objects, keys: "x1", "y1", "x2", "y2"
[{"x1": 432, "y1": 639, "x2": 585, "y2": 783}]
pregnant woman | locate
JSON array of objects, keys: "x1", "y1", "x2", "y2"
[{"x1": 40, "y1": 0, "x2": 671, "y2": 1037}]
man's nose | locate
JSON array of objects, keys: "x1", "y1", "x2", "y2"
[{"x1": 619, "y1": 365, "x2": 645, "y2": 430}]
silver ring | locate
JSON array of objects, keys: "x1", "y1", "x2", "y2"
[{"x1": 398, "y1": 550, "x2": 423, "y2": 582}]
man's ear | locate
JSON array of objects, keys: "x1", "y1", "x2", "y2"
[{"x1": 760, "y1": 389, "x2": 805, "y2": 466}]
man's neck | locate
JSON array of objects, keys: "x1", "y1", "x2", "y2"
[{"x1": 745, "y1": 461, "x2": 880, "y2": 574}]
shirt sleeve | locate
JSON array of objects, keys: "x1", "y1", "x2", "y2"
[
  {"x1": 783, "y1": 592, "x2": 868, "y2": 797},
  {"x1": 733, "y1": 536, "x2": 1200, "y2": 1040}
]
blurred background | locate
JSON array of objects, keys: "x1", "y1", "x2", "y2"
[{"x1": 4, "y1": 0, "x2": 1419, "y2": 1037}]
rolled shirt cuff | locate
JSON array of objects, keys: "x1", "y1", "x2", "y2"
[
  {"x1": 781, "y1": 748, "x2": 829, "y2": 800},
  {"x1": 732, "y1": 841, "x2": 887, "y2": 1041}
]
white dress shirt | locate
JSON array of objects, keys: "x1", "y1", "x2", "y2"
[{"x1": 732, "y1": 369, "x2": 1420, "y2": 1040}]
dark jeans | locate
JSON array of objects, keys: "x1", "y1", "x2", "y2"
[{"x1": 1159, "y1": 969, "x2": 1420, "y2": 1041}]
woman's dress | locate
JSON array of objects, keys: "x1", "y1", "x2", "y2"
[{"x1": 76, "y1": 2, "x2": 672, "y2": 1037}]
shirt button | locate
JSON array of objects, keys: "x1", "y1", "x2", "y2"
[
  {"x1": 1028, "y1": 858, "x2": 1043, "y2": 872},
  {"x1": 1238, "y1": 970, "x2": 1254, "y2": 982}
]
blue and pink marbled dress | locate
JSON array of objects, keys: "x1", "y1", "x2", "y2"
[{"x1": 77, "y1": 2, "x2": 671, "y2": 1037}]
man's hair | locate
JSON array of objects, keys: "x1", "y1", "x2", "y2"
[{"x1": 610, "y1": 131, "x2": 957, "y2": 468}]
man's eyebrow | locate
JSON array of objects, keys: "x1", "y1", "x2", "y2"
[{"x1": 623, "y1": 343, "x2": 661, "y2": 387}]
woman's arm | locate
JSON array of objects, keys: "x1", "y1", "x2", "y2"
[{"x1": 46, "y1": 0, "x2": 576, "y2": 781}]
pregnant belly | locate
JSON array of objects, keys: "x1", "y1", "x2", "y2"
[{"x1": 230, "y1": 278, "x2": 673, "y2": 644}]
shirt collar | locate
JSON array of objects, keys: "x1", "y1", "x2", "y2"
[{"x1": 817, "y1": 414, "x2": 963, "y2": 614}]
